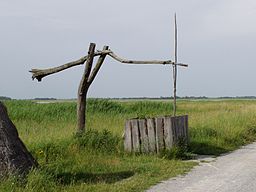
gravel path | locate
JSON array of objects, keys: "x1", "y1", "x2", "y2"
[{"x1": 147, "y1": 142, "x2": 256, "y2": 192}]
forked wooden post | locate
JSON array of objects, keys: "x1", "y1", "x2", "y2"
[
  {"x1": 77, "y1": 43, "x2": 95, "y2": 133},
  {"x1": 77, "y1": 44, "x2": 109, "y2": 133}
]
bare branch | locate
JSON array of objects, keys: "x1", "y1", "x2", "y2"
[
  {"x1": 108, "y1": 50, "x2": 173, "y2": 65},
  {"x1": 29, "y1": 50, "x2": 111, "y2": 82},
  {"x1": 78, "y1": 43, "x2": 96, "y2": 95},
  {"x1": 107, "y1": 50, "x2": 188, "y2": 67},
  {"x1": 88, "y1": 45, "x2": 109, "y2": 86},
  {"x1": 30, "y1": 47, "x2": 188, "y2": 82}
]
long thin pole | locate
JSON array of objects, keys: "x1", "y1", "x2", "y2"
[{"x1": 173, "y1": 13, "x2": 178, "y2": 116}]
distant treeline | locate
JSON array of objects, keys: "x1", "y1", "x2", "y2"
[
  {"x1": 33, "y1": 98, "x2": 57, "y2": 100},
  {"x1": 109, "y1": 96, "x2": 256, "y2": 100},
  {"x1": 0, "y1": 96, "x2": 12, "y2": 100}
]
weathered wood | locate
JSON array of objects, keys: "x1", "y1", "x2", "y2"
[
  {"x1": 131, "y1": 119, "x2": 140, "y2": 153},
  {"x1": 30, "y1": 49, "x2": 187, "y2": 82},
  {"x1": 124, "y1": 115, "x2": 188, "y2": 153},
  {"x1": 185, "y1": 115, "x2": 189, "y2": 143},
  {"x1": 77, "y1": 43, "x2": 96, "y2": 133},
  {"x1": 147, "y1": 118, "x2": 156, "y2": 153},
  {"x1": 164, "y1": 116, "x2": 174, "y2": 148},
  {"x1": 0, "y1": 102, "x2": 38, "y2": 177},
  {"x1": 108, "y1": 50, "x2": 188, "y2": 66},
  {"x1": 124, "y1": 121, "x2": 132, "y2": 152},
  {"x1": 88, "y1": 46, "x2": 109, "y2": 86},
  {"x1": 173, "y1": 13, "x2": 178, "y2": 116},
  {"x1": 172, "y1": 115, "x2": 188, "y2": 145},
  {"x1": 155, "y1": 117, "x2": 164, "y2": 153},
  {"x1": 30, "y1": 50, "x2": 111, "y2": 82},
  {"x1": 170, "y1": 116, "x2": 175, "y2": 144},
  {"x1": 138, "y1": 119, "x2": 149, "y2": 153}
]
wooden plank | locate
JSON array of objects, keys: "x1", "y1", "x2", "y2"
[
  {"x1": 155, "y1": 117, "x2": 164, "y2": 153},
  {"x1": 177, "y1": 116, "x2": 183, "y2": 138},
  {"x1": 173, "y1": 115, "x2": 188, "y2": 145},
  {"x1": 184, "y1": 115, "x2": 189, "y2": 144},
  {"x1": 147, "y1": 118, "x2": 156, "y2": 153},
  {"x1": 171, "y1": 116, "x2": 177, "y2": 144},
  {"x1": 138, "y1": 119, "x2": 149, "y2": 153},
  {"x1": 131, "y1": 119, "x2": 140, "y2": 153},
  {"x1": 164, "y1": 117, "x2": 174, "y2": 149},
  {"x1": 124, "y1": 120, "x2": 132, "y2": 152}
]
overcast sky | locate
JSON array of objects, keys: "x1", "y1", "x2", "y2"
[{"x1": 1, "y1": 0, "x2": 256, "y2": 99}]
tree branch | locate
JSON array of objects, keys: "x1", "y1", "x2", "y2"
[
  {"x1": 87, "y1": 45, "x2": 109, "y2": 86},
  {"x1": 29, "y1": 50, "x2": 111, "y2": 82},
  {"x1": 30, "y1": 47, "x2": 188, "y2": 82},
  {"x1": 107, "y1": 49, "x2": 188, "y2": 67},
  {"x1": 78, "y1": 43, "x2": 96, "y2": 95}
]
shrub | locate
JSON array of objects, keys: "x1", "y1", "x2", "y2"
[{"x1": 74, "y1": 129, "x2": 121, "y2": 153}]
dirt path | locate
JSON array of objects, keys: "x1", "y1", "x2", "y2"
[{"x1": 147, "y1": 142, "x2": 256, "y2": 192}]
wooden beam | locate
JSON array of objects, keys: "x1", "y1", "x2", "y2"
[
  {"x1": 29, "y1": 50, "x2": 111, "y2": 82},
  {"x1": 30, "y1": 48, "x2": 188, "y2": 82},
  {"x1": 109, "y1": 50, "x2": 176, "y2": 65}
]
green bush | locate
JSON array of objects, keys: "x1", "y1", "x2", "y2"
[
  {"x1": 74, "y1": 129, "x2": 121, "y2": 153},
  {"x1": 87, "y1": 99, "x2": 126, "y2": 114}
]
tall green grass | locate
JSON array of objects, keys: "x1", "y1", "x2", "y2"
[{"x1": 2, "y1": 99, "x2": 256, "y2": 191}]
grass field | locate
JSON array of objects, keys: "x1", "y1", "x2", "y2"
[{"x1": 1, "y1": 99, "x2": 256, "y2": 191}]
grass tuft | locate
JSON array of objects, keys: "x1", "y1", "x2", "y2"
[{"x1": 73, "y1": 129, "x2": 121, "y2": 154}]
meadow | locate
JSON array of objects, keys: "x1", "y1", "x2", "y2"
[{"x1": 1, "y1": 99, "x2": 256, "y2": 191}]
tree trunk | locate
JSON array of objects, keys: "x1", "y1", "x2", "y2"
[
  {"x1": 0, "y1": 102, "x2": 38, "y2": 177},
  {"x1": 77, "y1": 43, "x2": 96, "y2": 134},
  {"x1": 77, "y1": 90, "x2": 88, "y2": 134}
]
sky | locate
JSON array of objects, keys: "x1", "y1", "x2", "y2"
[{"x1": 0, "y1": 0, "x2": 256, "y2": 99}]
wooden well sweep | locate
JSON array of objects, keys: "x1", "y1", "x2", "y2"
[{"x1": 124, "y1": 115, "x2": 188, "y2": 153}]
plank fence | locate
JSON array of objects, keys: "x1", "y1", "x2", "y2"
[{"x1": 124, "y1": 115, "x2": 188, "y2": 153}]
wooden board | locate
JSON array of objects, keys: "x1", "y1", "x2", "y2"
[
  {"x1": 138, "y1": 119, "x2": 149, "y2": 153},
  {"x1": 131, "y1": 119, "x2": 140, "y2": 153},
  {"x1": 147, "y1": 118, "x2": 156, "y2": 153},
  {"x1": 124, "y1": 121, "x2": 132, "y2": 152},
  {"x1": 155, "y1": 117, "x2": 164, "y2": 153},
  {"x1": 164, "y1": 117, "x2": 174, "y2": 149}
]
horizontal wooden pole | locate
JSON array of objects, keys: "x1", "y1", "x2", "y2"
[
  {"x1": 30, "y1": 47, "x2": 188, "y2": 82},
  {"x1": 108, "y1": 50, "x2": 174, "y2": 65},
  {"x1": 30, "y1": 50, "x2": 111, "y2": 81},
  {"x1": 108, "y1": 50, "x2": 188, "y2": 67}
]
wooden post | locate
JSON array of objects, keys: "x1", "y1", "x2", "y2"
[
  {"x1": 76, "y1": 44, "x2": 110, "y2": 134},
  {"x1": 173, "y1": 13, "x2": 178, "y2": 116},
  {"x1": 77, "y1": 43, "x2": 95, "y2": 134}
]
